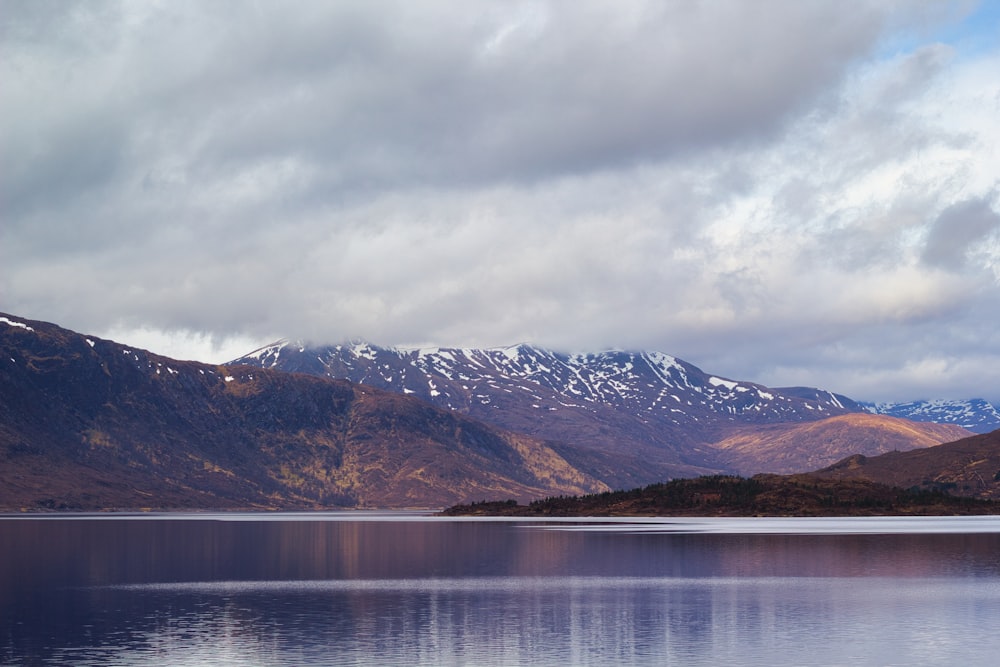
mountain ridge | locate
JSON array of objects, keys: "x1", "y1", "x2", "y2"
[
  {"x1": 864, "y1": 399, "x2": 1000, "y2": 434},
  {"x1": 236, "y1": 338, "x2": 865, "y2": 425}
]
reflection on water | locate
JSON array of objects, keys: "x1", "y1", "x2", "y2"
[{"x1": 2, "y1": 515, "x2": 1000, "y2": 666}]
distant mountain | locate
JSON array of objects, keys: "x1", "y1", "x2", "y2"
[
  {"x1": 0, "y1": 314, "x2": 607, "y2": 510},
  {"x1": 231, "y1": 340, "x2": 965, "y2": 484},
  {"x1": 864, "y1": 399, "x2": 1000, "y2": 434},
  {"x1": 815, "y1": 429, "x2": 1000, "y2": 500}
]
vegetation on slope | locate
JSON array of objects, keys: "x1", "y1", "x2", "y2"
[{"x1": 441, "y1": 473, "x2": 1000, "y2": 517}]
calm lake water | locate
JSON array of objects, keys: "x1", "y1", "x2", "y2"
[{"x1": 2, "y1": 513, "x2": 1000, "y2": 666}]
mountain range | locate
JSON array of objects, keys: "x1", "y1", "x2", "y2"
[
  {"x1": 231, "y1": 340, "x2": 969, "y2": 481},
  {"x1": 0, "y1": 313, "x2": 989, "y2": 510}
]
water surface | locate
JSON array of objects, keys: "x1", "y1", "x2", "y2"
[{"x1": 2, "y1": 514, "x2": 999, "y2": 666}]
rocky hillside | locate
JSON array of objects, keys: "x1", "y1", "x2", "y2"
[{"x1": 0, "y1": 314, "x2": 607, "y2": 510}]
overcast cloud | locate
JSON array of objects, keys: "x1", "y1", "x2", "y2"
[{"x1": 2, "y1": 0, "x2": 999, "y2": 403}]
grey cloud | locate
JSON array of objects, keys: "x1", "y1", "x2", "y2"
[
  {"x1": 3, "y1": 0, "x2": 999, "y2": 405},
  {"x1": 2, "y1": 0, "x2": 897, "y2": 216},
  {"x1": 922, "y1": 197, "x2": 1000, "y2": 270}
]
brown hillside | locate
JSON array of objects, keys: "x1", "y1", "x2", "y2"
[
  {"x1": 814, "y1": 429, "x2": 1000, "y2": 500},
  {"x1": 711, "y1": 413, "x2": 971, "y2": 475},
  {"x1": 0, "y1": 314, "x2": 608, "y2": 510}
]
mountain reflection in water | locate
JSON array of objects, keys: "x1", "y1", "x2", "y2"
[{"x1": 2, "y1": 514, "x2": 999, "y2": 666}]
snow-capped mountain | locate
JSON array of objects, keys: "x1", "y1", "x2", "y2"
[
  {"x1": 864, "y1": 399, "x2": 1000, "y2": 434},
  {"x1": 231, "y1": 340, "x2": 878, "y2": 485},
  {"x1": 236, "y1": 340, "x2": 864, "y2": 426}
]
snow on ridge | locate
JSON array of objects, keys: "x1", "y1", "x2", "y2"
[
  {"x1": 643, "y1": 350, "x2": 681, "y2": 370},
  {"x1": 496, "y1": 344, "x2": 525, "y2": 362},
  {"x1": 460, "y1": 348, "x2": 486, "y2": 368},
  {"x1": 866, "y1": 398, "x2": 1000, "y2": 433},
  {"x1": 708, "y1": 376, "x2": 738, "y2": 391},
  {"x1": 0, "y1": 316, "x2": 34, "y2": 332},
  {"x1": 348, "y1": 341, "x2": 380, "y2": 361},
  {"x1": 871, "y1": 398, "x2": 996, "y2": 412},
  {"x1": 242, "y1": 339, "x2": 288, "y2": 363}
]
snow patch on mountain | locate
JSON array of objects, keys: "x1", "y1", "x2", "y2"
[{"x1": 0, "y1": 317, "x2": 34, "y2": 332}]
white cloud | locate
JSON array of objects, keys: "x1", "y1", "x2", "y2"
[{"x1": 96, "y1": 326, "x2": 268, "y2": 365}]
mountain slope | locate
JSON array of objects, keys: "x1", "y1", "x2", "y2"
[
  {"x1": 711, "y1": 413, "x2": 972, "y2": 475},
  {"x1": 0, "y1": 314, "x2": 607, "y2": 510},
  {"x1": 813, "y1": 429, "x2": 1000, "y2": 500}
]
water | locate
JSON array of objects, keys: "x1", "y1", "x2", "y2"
[{"x1": 2, "y1": 513, "x2": 999, "y2": 666}]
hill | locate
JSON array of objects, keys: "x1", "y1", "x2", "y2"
[
  {"x1": 444, "y1": 428, "x2": 1000, "y2": 516},
  {"x1": 814, "y1": 429, "x2": 1000, "y2": 500},
  {"x1": 711, "y1": 413, "x2": 970, "y2": 475},
  {"x1": 0, "y1": 313, "x2": 607, "y2": 510},
  {"x1": 442, "y1": 473, "x2": 1000, "y2": 517}
]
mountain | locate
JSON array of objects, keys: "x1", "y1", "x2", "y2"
[
  {"x1": 230, "y1": 340, "x2": 963, "y2": 484},
  {"x1": 0, "y1": 314, "x2": 607, "y2": 510},
  {"x1": 864, "y1": 399, "x2": 1000, "y2": 434},
  {"x1": 814, "y1": 429, "x2": 1000, "y2": 500},
  {"x1": 235, "y1": 340, "x2": 866, "y2": 426},
  {"x1": 2, "y1": 314, "x2": 974, "y2": 511}
]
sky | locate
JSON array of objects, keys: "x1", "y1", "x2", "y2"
[{"x1": 2, "y1": 0, "x2": 999, "y2": 403}]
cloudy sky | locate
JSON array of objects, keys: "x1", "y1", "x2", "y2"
[{"x1": 3, "y1": 1, "x2": 999, "y2": 403}]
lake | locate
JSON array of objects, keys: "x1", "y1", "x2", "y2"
[{"x1": 2, "y1": 513, "x2": 999, "y2": 666}]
